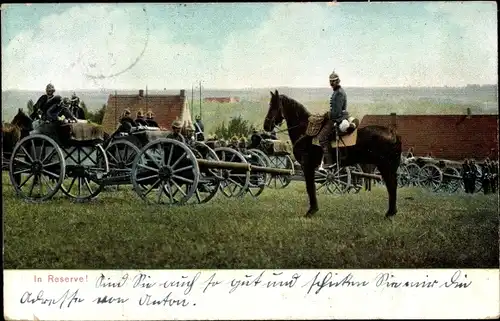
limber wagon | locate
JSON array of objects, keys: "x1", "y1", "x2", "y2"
[
  {"x1": 8, "y1": 121, "x2": 293, "y2": 205},
  {"x1": 411, "y1": 157, "x2": 469, "y2": 193}
]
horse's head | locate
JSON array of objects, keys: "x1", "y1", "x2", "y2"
[
  {"x1": 264, "y1": 90, "x2": 284, "y2": 132},
  {"x1": 12, "y1": 108, "x2": 34, "y2": 132}
]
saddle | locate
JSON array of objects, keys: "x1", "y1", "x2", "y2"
[
  {"x1": 307, "y1": 111, "x2": 360, "y2": 148},
  {"x1": 305, "y1": 112, "x2": 329, "y2": 137}
]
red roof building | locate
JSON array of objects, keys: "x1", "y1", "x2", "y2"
[
  {"x1": 203, "y1": 97, "x2": 240, "y2": 103},
  {"x1": 101, "y1": 89, "x2": 193, "y2": 133},
  {"x1": 359, "y1": 112, "x2": 498, "y2": 161}
]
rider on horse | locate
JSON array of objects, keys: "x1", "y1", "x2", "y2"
[{"x1": 317, "y1": 70, "x2": 348, "y2": 167}]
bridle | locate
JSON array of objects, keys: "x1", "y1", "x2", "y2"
[{"x1": 265, "y1": 95, "x2": 306, "y2": 134}]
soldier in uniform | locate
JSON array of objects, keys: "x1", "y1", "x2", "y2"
[
  {"x1": 30, "y1": 83, "x2": 60, "y2": 120},
  {"x1": 145, "y1": 111, "x2": 159, "y2": 127},
  {"x1": 69, "y1": 93, "x2": 86, "y2": 120},
  {"x1": 481, "y1": 158, "x2": 491, "y2": 194},
  {"x1": 185, "y1": 125, "x2": 196, "y2": 143},
  {"x1": 117, "y1": 109, "x2": 137, "y2": 134},
  {"x1": 462, "y1": 159, "x2": 471, "y2": 193},
  {"x1": 469, "y1": 159, "x2": 478, "y2": 193},
  {"x1": 167, "y1": 120, "x2": 186, "y2": 144},
  {"x1": 492, "y1": 160, "x2": 498, "y2": 193},
  {"x1": 135, "y1": 111, "x2": 148, "y2": 126},
  {"x1": 317, "y1": 70, "x2": 348, "y2": 167},
  {"x1": 229, "y1": 136, "x2": 239, "y2": 149},
  {"x1": 238, "y1": 136, "x2": 248, "y2": 151},
  {"x1": 194, "y1": 115, "x2": 205, "y2": 141}
]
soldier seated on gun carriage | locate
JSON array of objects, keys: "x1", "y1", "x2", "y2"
[
  {"x1": 70, "y1": 92, "x2": 86, "y2": 120},
  {"x1": 112, "y1": 109, "x2": 137, "y2": 137},
  {"x1": 238, "y1": 136, "x2": 248, "y2": 151},
  {"x1": 135, "y1": 111, "x2": 149, "y2": 126},
  {"x1": 167, "y1": 120, "x2": 186, "y2": 144},
  {"x1": 228, "y1": 136, "x2": 240, "y2": 149},
  {"x1": 145, "y1": 111, "x2": 159, "y2": 127},
  {"x1": 183, "y1": 125, "x2": 196, "y2": 144},
  {"x1": 29, "y1": 83, "x2": 75, "y2": 123}
]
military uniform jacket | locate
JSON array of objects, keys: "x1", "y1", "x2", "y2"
[
  {"x1": 195, "y1": 120, "x2": 204, "y2": 132},
  {"x1": 146, "y1": 119, "x2": 159, "y2": 127},
  {"x1": 167, "y1": 132, "x2": 186, "y2": 144},
  {"x1": 31, "y1": 94, "x2": 60, "y2": 119},
  {"x1": 330, "y1": 87, "x2": 347, "y2": 123},
  {"x1": 70, "y1": 106, "x2": 86, "y2": 120},
  {"x1": 135, "y1": 117, "x2": 148, "y2": 126}
]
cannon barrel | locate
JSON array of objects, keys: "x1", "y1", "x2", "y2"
[
  {"x1": 197, "y1": 159, "x2": 251, "y2": 171},
  {"x1": 442, "y1": 174, "x2": 462, "y2": 180},
  {"x1": 351, "y1": 171, "x2": 382, "y2": 180},
  {"x1": 250, "y1": 165, "x2": 294, "y2": 176}
]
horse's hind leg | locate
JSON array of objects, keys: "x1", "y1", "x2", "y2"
[
  {"x1": 378, "y1": 164, "x2": 398, "y2": 218},
  {"x1": 303, "y1": 159, "x2": 319, "y2": 217}
]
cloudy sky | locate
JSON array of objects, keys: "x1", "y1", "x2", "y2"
[{"x1": 1, "y1": 2, "x2": 497, "y2": 90}]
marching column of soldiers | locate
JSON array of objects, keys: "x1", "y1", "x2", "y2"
[{"x1": 462, "y1": 158, "x2": 498, "y2": 194}]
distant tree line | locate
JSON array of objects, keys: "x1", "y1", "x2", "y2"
[{"x1": 26, "y1": 99, "x2": 106, "y2": 124}]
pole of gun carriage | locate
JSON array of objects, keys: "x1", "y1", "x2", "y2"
[
  {"x1": 114, "y1": 90, "x2": 117, "y2": 130},
  {"x1": 191, "y1": 84, "x2": 194, "y2": 119},
  {"x1": 199, "y1": 80, "x2": 202, "y2": 120},
  {"x1": 146, "y1": 85, "x2": 148, "y2": 115}
]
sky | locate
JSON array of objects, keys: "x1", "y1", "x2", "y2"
[{"x1": 1, "y1": 2, "x2": 497, "y2": 90}]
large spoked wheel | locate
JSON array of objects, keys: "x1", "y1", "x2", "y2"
[
  {"x1": 214, "y1": 147, "x2": 250, "y2": 198},
  {"x1": 189, "y1": 141, "x2": 222, "y2": 204},
  {"x1": 248, "y1": 149, "x2": 271, "y2": 167},
  {"x1": 405, "y1": 163, "x2": 421, "y2": 187},
  {"x1": 348, "y1": 164, "x2": 364, "y2": 194},
  {"x1": 60, "y1": 144, "x2": 109, "y2": 202},
  {"x1": 105, "y1": 139, "x2": 141, "y2": 189},
  {"x1": 440, "y1": 166, "x2": 461, "y2": 193},
  {"x1": 245, "y1": 150, "x2": 268, "y2": 198},
  {"x1": 9, "y1": 134, "x2": 66, "y2": 202},
  {"x1": 418, "y1": 164, "x2": 443, "y2": 192},
  {"x1": 397, "y1": 164, "x2": 411, "y2": 188},
  {"x1": 266, "y1": 155, "x2": 294, "y2": 189},
  {"x1": 131, "y1": 138, "x2": 199, "y2": 205},
  {"x1": 315, "y1": 165, "x2": 351, "y2": 194}
]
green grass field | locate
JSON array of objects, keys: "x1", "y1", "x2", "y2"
[{"x1": 3, "y1": 172, "x2": 498, "y2": 270}]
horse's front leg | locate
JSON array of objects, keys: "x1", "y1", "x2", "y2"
[{"x1": 302, "y1": 157, "x2": 318, "y2": 217}]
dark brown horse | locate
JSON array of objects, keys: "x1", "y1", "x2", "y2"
[
  {"x1": 263, "y1": 90, "x2": 402, "y2": 219},
  {"x1": 2, "y1": 109, "x2": 35, "y2": 183}
]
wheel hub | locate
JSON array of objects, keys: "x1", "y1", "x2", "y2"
[
  {"x1": 159, "y1": 166, "x2": 173, "y2": 180},
  {"x1": 31, "y1": 161, "x2": 43, "y2": 174}
]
